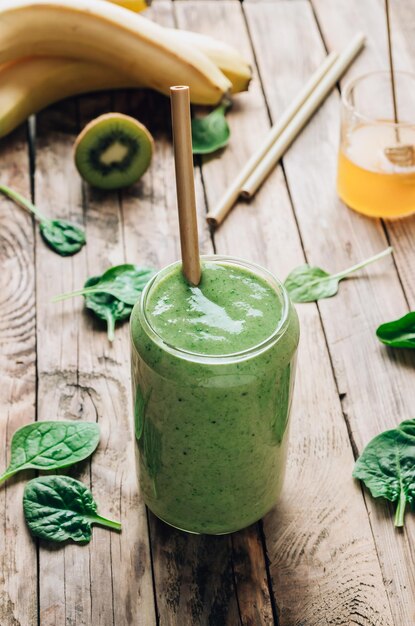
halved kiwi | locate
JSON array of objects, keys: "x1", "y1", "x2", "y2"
[{"x1": 74, "y1": 113, "x2": 154, "y2": 190}]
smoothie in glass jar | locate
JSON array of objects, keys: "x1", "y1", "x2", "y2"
[{"x1": 130, "y1": 256, "x2": 299, "y2": 534}]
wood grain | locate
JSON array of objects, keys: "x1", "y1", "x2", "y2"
[
  {"x1": 184, "y1": 1, "x2": 393, "y2": 624},
  {"x1": 0, "y1": 129, "x2": 38, "y2": 626},
  {"x1": 33, "y1": 92, "x2": 156, "y2": 625},
  {"x1": 246, "y1": 1, "x2": 415, "y2": 624}
]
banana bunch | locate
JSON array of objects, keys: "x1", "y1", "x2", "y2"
[{"x1": 0, "y1": 0, "x2": 252, "y2": 138}]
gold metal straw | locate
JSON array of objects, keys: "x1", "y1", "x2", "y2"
[
  {"x1": 170, "y1": 85, "x2": 201, "y2": 286},
  {"x1": 240, "y1": 33, "x2": 365, "y2": 200},
  {"x1": 205, "y1": 51, "x2": 339, "y2": 227}
]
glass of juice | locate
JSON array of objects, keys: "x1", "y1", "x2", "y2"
[
  {"x1": 130, "y1": 256, "x2": 299, "y2": 535},
  {"x1": 337, "y1": 70, "x2": 415, "y2": 218}
]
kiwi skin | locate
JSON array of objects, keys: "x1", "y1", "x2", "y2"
[{"x1": 74, "y1": 112, "x2": 154, "y2": 190}]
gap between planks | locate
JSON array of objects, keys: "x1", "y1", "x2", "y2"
[{"x1": 27, "y1": 113, "x2": 43, "y2": 626}]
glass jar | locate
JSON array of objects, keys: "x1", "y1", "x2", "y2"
[
  {"x1": 337, "y1": 70, "x2": 415, "y2": 218},
  {"x1": 130, "y1": 256, "x2": 299, "y2": 534}
]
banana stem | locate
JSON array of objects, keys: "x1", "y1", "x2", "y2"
[{"x1": 0, "y1": 183, "x2": 50, "y2": 224}]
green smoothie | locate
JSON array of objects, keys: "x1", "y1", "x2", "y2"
[{"x1": 131, "y1": 257, "x2": 299, "y2": 534}]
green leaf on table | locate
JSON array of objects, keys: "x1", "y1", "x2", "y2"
[
  {"x1": 353, "y1": 419, "x2": 415, "y2": 527},
  {"x1": 376, "y1": 312, "x2": 415, "y2": 349},
  {"x1": 0, "y1": 183, "x2": 86, "y2": 256},
  {"x1": 23, "y1": 476, "x2": 121, "y2": 543},
  {"x1": 192, "y1": 102, "x2": 230, "y2": 155},
  {"x1": 83, "y1": 276, "x2": 133, "y2": 342},
  {"x1": 40, "y1": 219, "x2": 86, "y2": 256},
  {"x1": 0, "y1": 421, "x2": 100, "y2": 486},
  {"x1": 284, "y1": 247, "x2": 393, "y2": 303},
  {"x1": 284, "y1": 266, "x2": 338, "y2": 302},
  {"x1": 53, "y1": 264, "x2": 156, "y2": 306}
]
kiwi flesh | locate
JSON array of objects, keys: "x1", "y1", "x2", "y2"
[{"x1": 74, "y1": 113, "x2": 154, "y2": 190}]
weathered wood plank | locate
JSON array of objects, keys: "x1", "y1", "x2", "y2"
[
  {"x1": 246, "y1": 1, "x2": 415, "y2": 624},
  {"x1": 78, "y1": 96, "x2": 156, "y2": 626},
  {"x1": 178, "y1": 1, "x2": 394, "y2": 625},
  {"x1": 310, "y1": 0, "x2": 415, "y2": 307},
  {"x1": 35, "y1": 99, "x2": 96, "y2": 626},
  {"x1": 34, "y1": 92, "x2": 156, "y2": 625},
  {"x1": 231, "y1": 530, "x2": 276, "y2": 626},
  {"x1": 116, "y1": 4, "x2": 245, "y2": 624},
  {"x1": 175, "y1": 2, "x2": 277, "y2": 624},
  {"x1": 0, "y1": 130, "x2": 38, "y2": 625}
]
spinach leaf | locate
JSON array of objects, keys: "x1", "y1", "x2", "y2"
[
  {"x1": 23, "y1": 476, "x2": 121, "y2": 543},
  {"x1": 53, "y1": 264, "x2": 156, "y2": 306},
  {"x1": 376, "y1": 312, "x2": 415, "y2": 349},
  {"x1": 192, "y1": 102, "x2": 230, "y2": 155},
  {"x1": 284, "y1": 266, "x2": 338, "y2": 302},
  {"x1": 83, "y1": 276, "x2": 133, "y2": 342},
  {"x1": 284, "y1": 247, "x2": 393, "y2": 303},
  {"x1": 0, "y1": 421, "x2": 100, "y2": 485},
  {"x1": 0, "y1": 183, "x2": 86, "y2": 256},
  {"x1": 40, "y1": 219, "x2": 86, "y2": 256},
  {"x1": 353, "y1": 419, "x2": 415, "y2": 527}
]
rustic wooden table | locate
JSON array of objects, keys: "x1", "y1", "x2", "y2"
[{"x1": 1, "y1": 1, "x2": 415, "y2": 624}]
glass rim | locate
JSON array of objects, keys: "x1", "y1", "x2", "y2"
[
  {"x1": 341, "y1": 69, "x2": 415, "y2": 127},
  {"x1": 131, "y1": 255, "x2": 291, "y2": 364}
]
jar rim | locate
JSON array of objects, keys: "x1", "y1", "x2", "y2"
[
  {"x1": 341, "y1": 69, "x2": 415, "y2": 127},
  {"x1": 132, "y1": 255, "x2": 291, "y2": 364}
]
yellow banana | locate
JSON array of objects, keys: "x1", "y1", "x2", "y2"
[
  {"x1": 0, "y1": 0, "x2": 231, "y2": 104},
  {"x1": 105, "y1": 0, "x2": 252, "y2": 93},
  {"x1": 176, "y1": 30, "x2": 251, "y2": 94},
  {"x1": 104, "y1": 0, "x2": 251, "y2": 91},
  {"x1": 107, "y1": 0, "x2": 150, "y2": 11},
  {"x1": 0, "y1": 25, "x2": 252, "y2": 137},
  {"x1": 0, "y1": 57, "x2": 140, "y2": 138}
]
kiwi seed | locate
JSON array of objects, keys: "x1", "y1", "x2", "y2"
[{"x1": 74, "y1": 113, "x2": 154, "y2": 190}]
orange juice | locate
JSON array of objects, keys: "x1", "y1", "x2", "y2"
[{"x1": 337, "y1": 123, "x2": 415, "y2": 218}]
